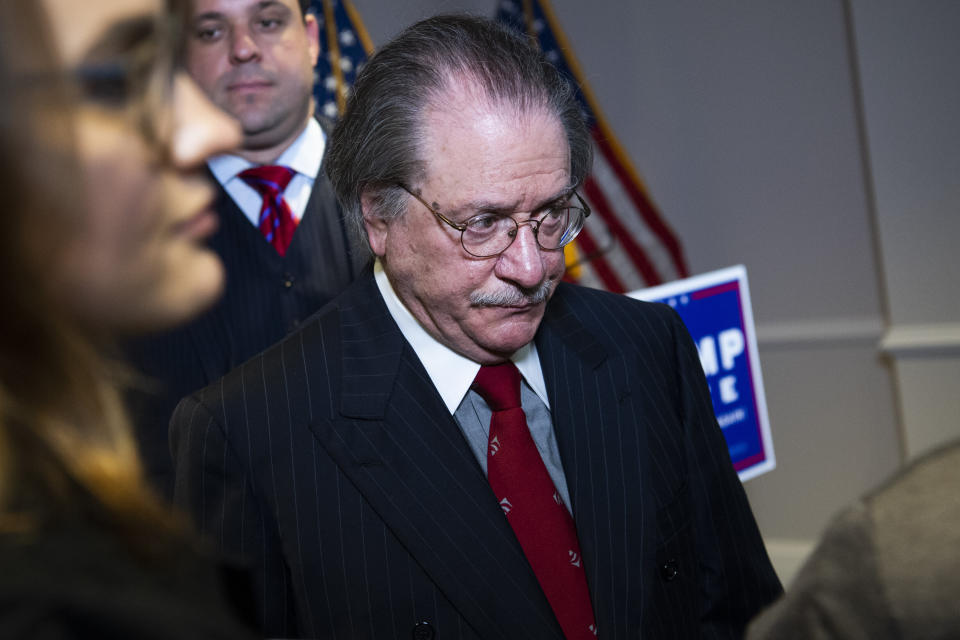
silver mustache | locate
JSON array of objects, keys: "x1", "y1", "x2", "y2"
[{"x1": 469, "y1": 280, "x2": 554, "y2": 307}]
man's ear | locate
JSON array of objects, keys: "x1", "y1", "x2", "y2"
[
  {"x1": 361, "y1": 191, "x2": 389, "y2": 257},
  {"x1": 305, "y1": 13, "x2": 320, "y2": 66}
]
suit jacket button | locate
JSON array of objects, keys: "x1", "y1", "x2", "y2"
[
  {"x1": 412, "y1": 621, "x2": 435, "y2": 640},
  {"x1": 660, "y1": 559, "x2": 679, "y2": 581},
  {"x1": 283, "y1": 273, "x2": 295, "y2": 289}
]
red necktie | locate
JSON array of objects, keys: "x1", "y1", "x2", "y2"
[
  {"x1": 238, "y1": 165, "x2": 298, "y2": 256},
  {"x1": 472, "y1": 362, "x2": 597, "y2": 639}
]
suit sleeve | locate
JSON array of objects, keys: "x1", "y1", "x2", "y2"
[
  {"x1": 746, "y1": 502, "x2": 894, "y2": 640},
  {"x1": 668, "y1": 309, "x2": 783, "y2": 638},
  {"x1": 169, "y1": 392, "x2": 299, "y2": 637},
  {"x1": 125, "y1": 327, "x2": 213, "y2": 499}
]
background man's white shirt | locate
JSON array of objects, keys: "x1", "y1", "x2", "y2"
[{"x1": 207, "y1": 118, "x2": 325, "y2": 225}]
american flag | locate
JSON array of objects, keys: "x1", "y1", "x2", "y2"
[
  {"x1": 310, "y1": 0, "x2": 373, "y2": 121},
  {"x1": 496, "y1": 0, "x2": 688, "y2": 291}
]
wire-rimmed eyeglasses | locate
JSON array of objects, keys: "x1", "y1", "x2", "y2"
[{"x1": 398, "y1": 184, "x2": 591, "y2": 258}]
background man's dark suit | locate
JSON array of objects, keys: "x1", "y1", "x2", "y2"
[
  {"x1": 128, "y1": 134, "x2": 367, "y2": 494},
  {"x1": 171, "y1": 273, "x2": 782, "y2": 639}
]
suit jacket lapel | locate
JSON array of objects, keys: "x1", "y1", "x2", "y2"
[
  {"x1": 536, "y1": 285, "x2": 651, "y2": 637},
  {"x1": 309, "y1": 276, "x2": 563, "y2": 639}
]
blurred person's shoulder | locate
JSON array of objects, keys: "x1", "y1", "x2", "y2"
[
  {"x1": 747, "y1": 440, "x2": 960, "y2": 640},
  {"x1": 866, "y1": 438, "x2": 960, "y2": 514},
  {"x1": 0, "y1": 518, "x2": 259, "y2": 640},
  {"x1": 863, "y1": 439, "x2": 960, "y2": 623}
]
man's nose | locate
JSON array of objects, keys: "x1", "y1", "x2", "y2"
[
  {"x1": 494, "y1": 224, "x2": 547, "y2": 289},
  {"x1": 229, "y1": 27, "x2": 261, "y2": 64}
]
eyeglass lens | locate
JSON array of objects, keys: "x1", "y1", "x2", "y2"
[{"x1": 461, "y1": 207, "x2": 583, "y2": 257}]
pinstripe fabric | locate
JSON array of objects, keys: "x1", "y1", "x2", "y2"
[
  {"x1": 128, "y1": 120, "x2": 367, "y2": 496},
  {"x1": 171, "y1": 274, "x2": 781, "y2": 639}
]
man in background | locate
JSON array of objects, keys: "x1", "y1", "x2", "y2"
[
  {"x1": 172, "y1": 14, "x2": 781, "y2": 639},
  {"x1": 129, "y1": 0, "x2": 365, "y2": 496}
]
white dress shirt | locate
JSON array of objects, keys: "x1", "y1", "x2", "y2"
[
  {"x1": 373, "y1": 260, "x2": 550, "y2": 413},
  {"x1": 206, "y1": 118, "x2": 325, "y2": 226}
]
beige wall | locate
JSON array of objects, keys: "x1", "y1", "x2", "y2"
[{"x1": 850, "y1": 0, "x2": 960, "y2": 461}]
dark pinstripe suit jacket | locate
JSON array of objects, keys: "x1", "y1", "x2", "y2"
[
  {"x1": 128, "y1": 129, "x2": 366, "y2": 496},
  {"x1": 171, "y1": 274, "x2": 781, "y2": 639}
]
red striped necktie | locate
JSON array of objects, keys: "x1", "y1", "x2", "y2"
[
  {"x1": 472, "y1": 362, "x2": 598, "y2": 638},
  {"x1": 238, "y1": 165, "x2": 298, "y2": 256}
]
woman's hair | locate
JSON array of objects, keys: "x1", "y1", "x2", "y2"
[{"x1": 0, "y1": 0, "x2": 178, "y2": 541}]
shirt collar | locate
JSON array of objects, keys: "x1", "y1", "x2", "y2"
[
  {"x1": 374, "y1": 260, "x2": 549, "y2": 414},
  {"x1": 207, "y1": 118, "x2": 325, "y2": 183}
]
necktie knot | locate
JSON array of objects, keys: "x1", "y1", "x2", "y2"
[
  {"x1": 472, "y1": 362, "x2": 522, "y2": 411},
  {"x1": 238, "y1": 165, "x2": 296, "y2": 196},
  {"x1": 237, "y1": 165, "x2": 298, "y2": 256}
]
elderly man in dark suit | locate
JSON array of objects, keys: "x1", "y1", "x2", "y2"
[
  {"x1": 171, "y1": 14, "x2": 781, "y2": 639},
  {"x1": 128, "y1": 0, "x2": 365, "y2": 497}
]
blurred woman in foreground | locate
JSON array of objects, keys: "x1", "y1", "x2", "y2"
[{"x1": 0, "y1": 0, "x2": 256, "y2": 636}]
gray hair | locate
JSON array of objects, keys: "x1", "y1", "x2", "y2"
[{"x1": 325, "y1": 14, "x2": 592, "y2": 252}]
